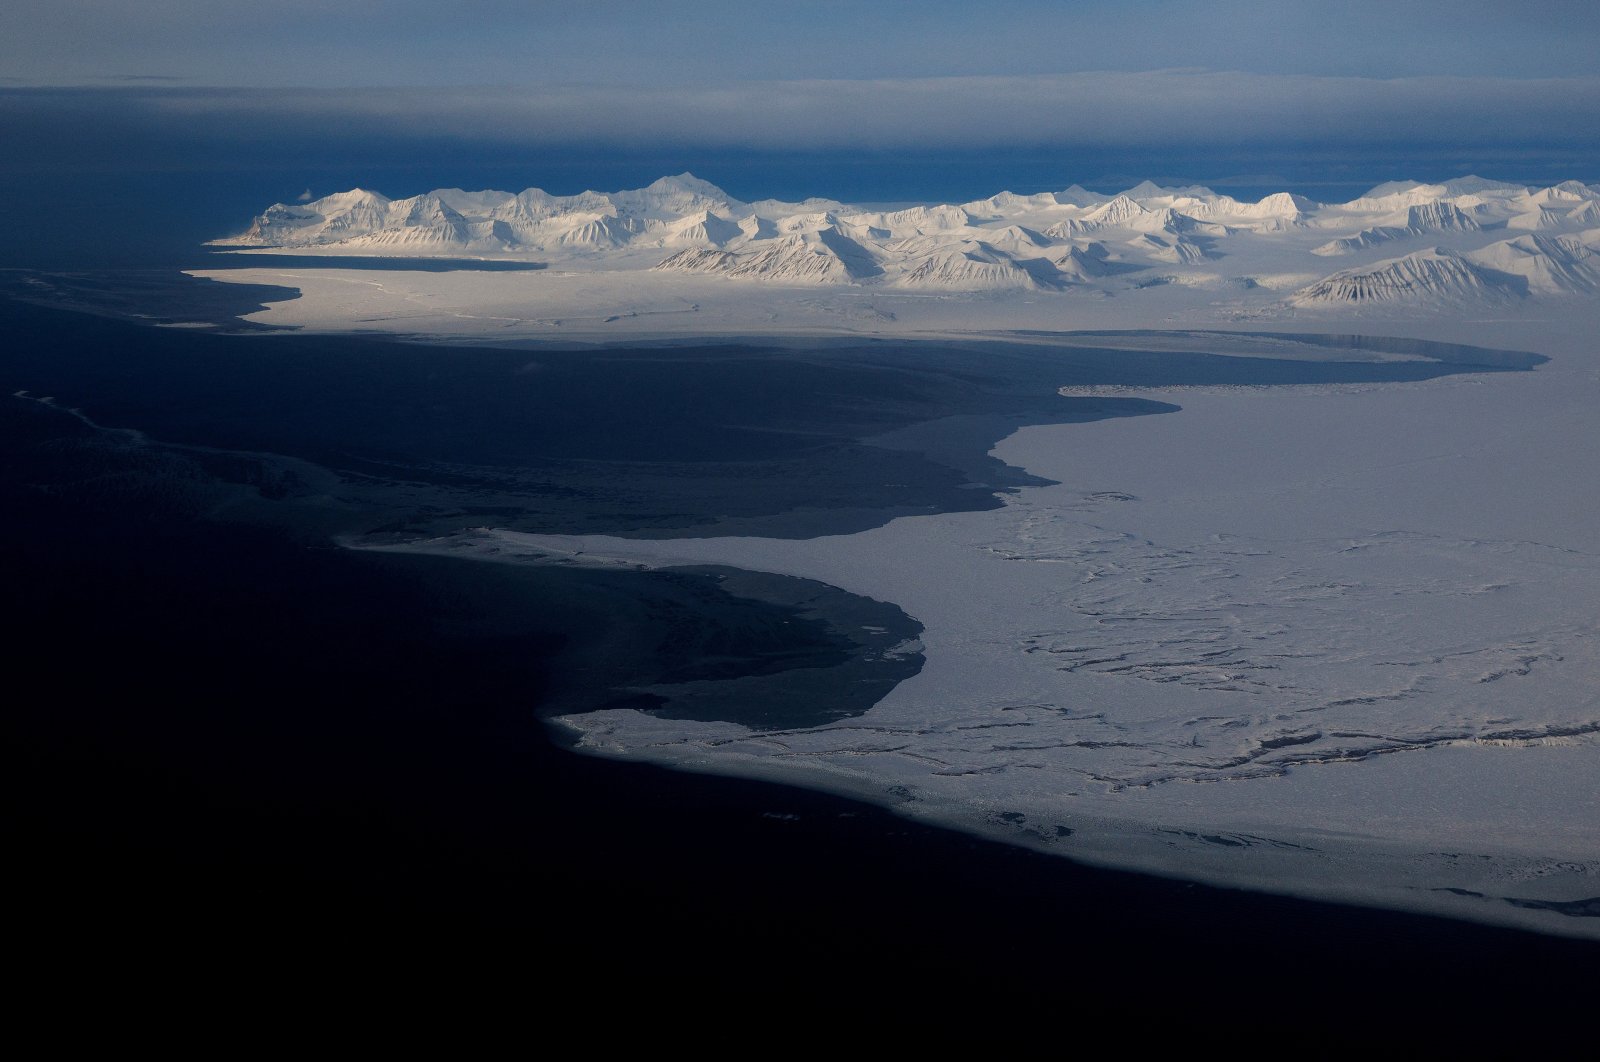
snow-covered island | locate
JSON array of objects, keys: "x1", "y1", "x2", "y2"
[
  {"x1": 207, "y1": 173, "x2": 1600, "y2": 335},
  {"x1": 201, "y1": 174, "x2": 1600, "y2": 940}
]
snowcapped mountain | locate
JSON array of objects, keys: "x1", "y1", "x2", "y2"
[
  {"x1": 1312, "y1": 226, "x2": 1409, "y2": 257},
  {"x1": 1292, "y1": 248, "x2": 1514, "y2": 306},
  {"x1": 1312, "y1": 201, "x2": 1480, "y2": 256},
  {"x1": 658, "y1": 210, "x2": 744, "y2": 248},
  {"x1": 1292, "y1": 231, "x2": 1600, "y2": 305},
  {"x1": 1342, "y1": 177, "x2": 1518, "y2": 212},
  {"x1": 1467, "y1": 233, "x2": 1600, "y2": 295},
  {"x1": 218, "y1": 173, "x2": 1600, "y2": 307},
  {"x1": 1080, "y1": 194, "x2": 1150, "y2": 230},
  {"x1": 658, "y1": 229, "x2": 880, "y2": 284},
  {"x1": 1403, "y1": 201, "x2": 1481, "y2": 233}
]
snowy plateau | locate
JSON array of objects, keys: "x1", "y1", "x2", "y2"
[{"x1": 201, "y1": 175, "x2": 1600, "y2": 938}]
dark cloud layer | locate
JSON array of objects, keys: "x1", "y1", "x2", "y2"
[
  {"x1": 5, "y1": 1, "x2": 1598, "y2": 87},
  {"x1": 6, "y1": 72, "x2": 1600, "y2": 169},
  {"x1": 5, "y1": 1, "x2": 1596, "y2": 197}
]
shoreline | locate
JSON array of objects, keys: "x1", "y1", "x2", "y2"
[
  {"x1": 6, "y1": 289, "x2": 1594, "y2": 956},
  {"x1": 435, "y1": 334, "x2": 1597, "y2": 940}
]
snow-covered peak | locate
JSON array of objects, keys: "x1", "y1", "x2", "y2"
[
  {"x1": 658, "y1": 209, "x2": 743, "y2": 248},
  {"x1": 431, "y1": 188, "x2": 517, "y2": 214},
  {"x1": 1344, "y1": 177, "x2": 1540, "y2": 215},
  {"x1": 1118, "y1": 180, "x2": 1176, "y2": 201},
  {"x1": 646, "y1": 172, "x2": 730, "y2": 198},
  {"x1": 776, "y1": 211, "x2": 842, "y2": 234},
  {"x1": 1292, "y1": 246, "x2": 1513, "y2": 306},
  {"x1": 1405, "y1": 201, "x2": 1480, "y2": 233},
  {"x1": 1055, "y1": 184, "x2": 1109, "y2": 207},
  {"x1": 960, "y1": 190, "x2": 1071, "y2": 217},
  {"x1": 1526, "y1": 180, "x2": 1595, "y2": 204},
  {"x1": 1084, "y1": 195, "x2": 1150, "y2": 226},
  {"x1": 392, "y1": 194, "x2": 464, "y2": 223},
  {"x1": 842, "y1": 203, "x2": 973, "y2": 237},
  {"x1": 605, "y1": 174, "x2": 742, "y2": 220},
  {"x1": 1466, "y1": 232, "x2": 1600, "y2": 294},
  {"x1": 747, "y1": 195, "x2": 850, "y2": 219},
  {"x1": 313, "y1": 188, "x2": 391, "y2": 210},
  {"x1": 982, "y1": 224, "x2": 1053, "y2": 252},
  {"x1": 1357, "y1": 179, "x2": 1430, "y2": 199},
  {"x1": 1253, "y1": 190, "x2": 1317, "y2": 215},
  {"x1": 1362, "y1": 175, "x2": 1526, "y2": 201}
]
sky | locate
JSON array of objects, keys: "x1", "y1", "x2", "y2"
[
  {"x1": 3, "y1": 1, "x2": 1600, "y2": 202},
  {"x1": 6, "y1": 1, "x2": 1600, "y2": 86}
]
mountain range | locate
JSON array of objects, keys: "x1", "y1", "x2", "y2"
[{"x1": 217, "y1": 174, "x2": 1600, "y2": 308}]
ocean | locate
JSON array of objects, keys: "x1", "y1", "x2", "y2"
[
  {"x1": 4, "y1": 166, "x2": 1594, "y2": 1007},
  {"x1": 6, "y1": 283, "x2": 1595, "y2": 1005}
]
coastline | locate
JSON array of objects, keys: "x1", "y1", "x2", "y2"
[
  {"x1": 6, "y1": 284, "x2": 1593, "y2": 978},
  {"x1": 395, "y1": 327, "x2": 1598, "y2": 939}
]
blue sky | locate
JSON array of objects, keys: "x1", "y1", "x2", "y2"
[{"x1": 3, "y1": 1, "x2": 1599, "y2": 198}]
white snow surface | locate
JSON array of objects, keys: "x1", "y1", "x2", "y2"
[{"x1": 201, "y1": 176, "x2": 1600, "y2": 937}]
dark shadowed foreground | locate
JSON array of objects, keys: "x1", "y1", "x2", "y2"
[{"x1": 5, "y1": 291, "x2": 1593, "y2": 1016}]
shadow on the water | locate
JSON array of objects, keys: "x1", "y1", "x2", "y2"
[
  {"x1": 0, "y1": 268, "x2": 299, "y2": 329},
  {"x1": 0, "y1": 287, "x2": 1555, "y2": 733},
  {"x1": 1012, "y1": 328, "x2": 1548, "y2": 370}
]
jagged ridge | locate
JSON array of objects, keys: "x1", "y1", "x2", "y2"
[{"x1": 220, "y1": 174, "x2": 1600, "y2": 301}]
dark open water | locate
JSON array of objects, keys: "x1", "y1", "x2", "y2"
[{"x1": 5, "y1": 270, "x2": 1595, "y2": 1012}]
